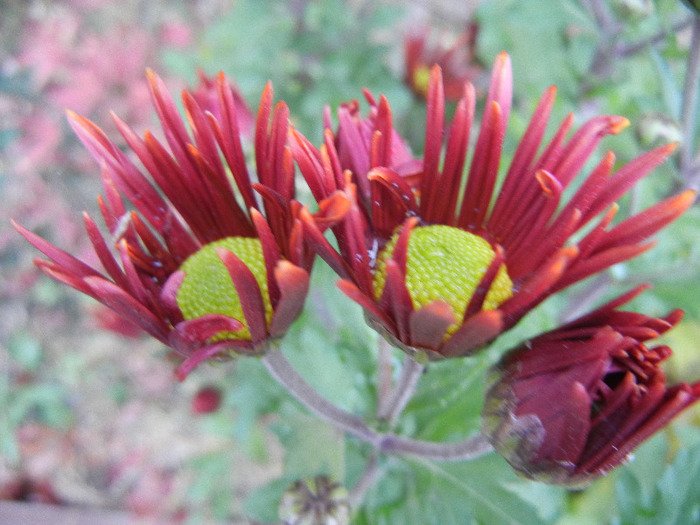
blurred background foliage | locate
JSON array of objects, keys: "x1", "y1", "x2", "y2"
[{"x1": 1, "y1": 0, "x2": 700, "y2": 523}]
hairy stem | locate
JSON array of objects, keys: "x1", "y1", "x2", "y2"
[
  {"x1": 379, "y1": 433, "x2": 493, "y2": 461},
  {"x1": 376, "y1": 337, "x2": 394, "y2": 418},
  {"x1": 262, "y1": 350, "x2": 376, "y2": 442},
  {"x1": 377, "y1": 355, "x2": 425, "y2": 426},
  {"x1": 348, "y1": 453, "x2": 381, "y2": 508},
  {"x1": 262, "y1": 349, "x2": 493, "y2": 463}
]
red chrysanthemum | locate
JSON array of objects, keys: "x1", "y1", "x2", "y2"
[
  {"x1": 404, "y1": 23, "x2": 484, "y2": 101},
  {"x1": 15, "y1": 71, "x2": 347, "y2": 379},
  {"x1": 482, "y1": 285, "x2": 700, "y2": 487},
  {"x1": 292, "y1": 52, "x2": 695, "y2": 361}
]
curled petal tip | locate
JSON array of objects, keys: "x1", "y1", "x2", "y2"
[
  {"x1": 610, "y1": 116, "x2": 630, "y2": 135},
  {"x1": 675, "y1": 189, "x2": 697, "y2": 209},
  {"x1": 495, "y1": 51, "x2": 511, "y2": 67},
  {"x1": 663, "y1": 141, "x2": 680, "y2": 154},
  {"x1": 65, "y1": 110, "x2": 92, "y2": 131},
  {"x1": 145, "y1": 68, "x2": 159, "y2": 87}
]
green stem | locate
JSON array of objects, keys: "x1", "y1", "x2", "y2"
[
  {"x1": 347, "y1": 453, "x2": 381, "y2": 508},
  {"x1": 377, "y1": 355, "x2": 425, "y2": 426},
  {"x1": 261, "y1": 349, "x2": 493, "y2": 462},
  {"x1": 681, "y1": 16, "x2": 700, "y2": 189},
  {"x1": 262, "y1": 350, "x2": 376, "y2": 442},
  {"x1": 379, "y1": 432, "x2": 493, "y2": 461},
  {"x1": 376, "y1": 337, "x2": 394, "y2": 418}
]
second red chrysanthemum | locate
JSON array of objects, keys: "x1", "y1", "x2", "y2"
[{"x1": 292, "y1": 52, "x2": 695, "y2": 361}]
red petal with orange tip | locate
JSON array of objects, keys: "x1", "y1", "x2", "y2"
[
  {"x1": 440, "y1": 309, "x2": 504, "y2": 357},
  {"x1": 217, "y1": 248, "x2": 268, "y2": 345},
  {"x1": 269, "y1": 260, "x2": 310, "y2": 338},
  {"x1": 409, "y1": 301, "x2": 456, "y2": 350}
]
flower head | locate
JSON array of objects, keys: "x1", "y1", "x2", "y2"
[
  {"x1": 404, "y1": 23, "x2": 484, "y2": 101},
  {"x1": 292, "y1": 52, "x2": 695, "y2": 360},
  {"x1": 15, "y1": 71, "x2": 346, "y2": 379},
  {"x1": 482, "y1": 286, "x2": 700, "y2": 487}
]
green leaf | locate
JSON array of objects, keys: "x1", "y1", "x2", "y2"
[
  {"x1": 356, "y1": 454, "x2": 565, "y2": 524},
  {"x1": 614, "y1": 428, "x2": 700, "y2": 525},
  {"x1": 228, "y1": 359, "x2": 286, "y2": 443},
  {"x1": 272, "y1": 411, "x2": 346, "y2": 481},
  {"x1": 244, "y1": 476, "x2": 294, "y2": 523}
]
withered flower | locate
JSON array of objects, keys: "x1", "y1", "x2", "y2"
[
  {"x1": 15, "y1": 71, "x2": 346, "y2": 379},
  {"x1": 482, "y1": 286, "x2": 700, "y2": 486},
  {"x1": 292, "y1": 52, "x2": 695, "y2": 361},
  {"x1": 278, "y1": 475, "x2": 350, "y2": 525}
]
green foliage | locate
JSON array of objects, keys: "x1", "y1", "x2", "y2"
[
  {"x1": 117, "y1": 0, "x2": 700, "y2": 519},
  {"x1": 354, "y1": 455, "x2": 565, "y2": 524},
  {"x1": 476, "y1": 0, "x2": 597, "y2": 103},
  {"x1": 8, "y1": 0, "x2": 700, "y2": 521},
  {"x1": 614, "y1": 429, "x2": 700, "y2": 525},
  {"x1": 162, "y1": 0, "x2": 411, "y2": 143}
]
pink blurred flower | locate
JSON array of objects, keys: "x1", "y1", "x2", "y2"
[
  {"x1": 10, "y1": 112, "x2": 62, "y2": 177},
  {"x1": 160, "y1": 21, "x2": 193, "y2": 48}
]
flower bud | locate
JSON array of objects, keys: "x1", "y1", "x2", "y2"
[{"x1": 482, "y1": 291, "x2": 700, "y2": 487}]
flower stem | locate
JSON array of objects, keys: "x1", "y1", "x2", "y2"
[
  {"x1": 348, "y1": 453, "x2": 381, "y2": 508},
  {"x1": 681, "y1": 15, "x2": 700, "y2": 189},
  {"x1": 376, "y1": 337, "x2": 394, "y2": 418},
  {"x1": 261, "y1": 349, "x2": 493, "y2": 463},
  {"x1": 377, "y1": 355, "x2": 425, "y2": 426},
  {"x1": 378, "y1": 433, "x2": 493, "y2": 461},
  {"x1": 261, "y1": 350, "x2": 376, "y2": 442}
]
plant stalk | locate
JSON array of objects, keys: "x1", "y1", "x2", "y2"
[
  {"x1": 261, "y1": 349, "x2": 493, "y2": 462},
  {"x1": 681, "y1": 15, "x2": 700, "y2": 189},
  {"x1": 377, "y1": 355, "x2": 425, "y2": 426}
]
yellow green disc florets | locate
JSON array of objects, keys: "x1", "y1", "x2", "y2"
[
  {"x1": 412, "y1": 65, "x2": 432, "y2": 96},
  {"x1": 374, "y1": 225, "x2": 513, "y2": 336},
  {"x1": 176, "y1": 237, "x2": 272, "y2": 341}
]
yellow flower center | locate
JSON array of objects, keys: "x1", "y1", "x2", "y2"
[
  {"x1": 412, "y1": 65, "x2": 432, "y2": 96},
  {"x1": 374, "y1": 225, "x2": 513, "y2": 335},
  {"x1": 176, "y1": 237, "x2": 273, "y2": 341}
]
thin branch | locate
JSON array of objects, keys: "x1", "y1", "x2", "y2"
[
  {"x1": 615, "y1": 18, "x2": 694, "y2": 57},
  {"x1": 347, "y1": 453, "x2": 381, "y2": 508},
  {"x1": 681, "y1": 16, "x2": 700, "y2": 188},
  {"x1": 262, "y1": 350, "x2": 377, "y2": 442},
  {"x1": 379, "y1": 432, "x2": 493, "y2": 461},
  {"x1": 375, "y1": 337, "x2": 394, "y2": 418},
  {"x1": 585, "y1": 0, "x2": 622, "y2": 84},
  {"x1": 262, "y1": 349, "x2": 494, "y2": 463},
  {"x1": 377, "y1": 355, "x2": 425, "y2": 426}
]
